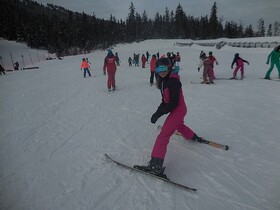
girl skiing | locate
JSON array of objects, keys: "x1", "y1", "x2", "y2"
[
  {"x1": 230, "y1": 53, "x2": 249, "y2": 80},
  {"x1": 134, "y1": 57, "x2": 204, "y2": 176}
]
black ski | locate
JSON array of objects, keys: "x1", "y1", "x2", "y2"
[
  {"x1": 105, "y1": 154, "x2": 197, "y2": 192},
  {"x1": 190, "y1": 81, "x2": 215, "y2": 84},
  {"x1": 259, "y1": 78, "x2": 280, "y2": 82},
  {"x1": 215, "y1": 78, "x2": 239, "y2": 80},
  {"x1": 157, "y1": 125, "x2": 229, "y2": 151}
]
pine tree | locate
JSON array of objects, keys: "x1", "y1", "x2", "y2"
[
  {"x1": 267, "y1": 24, "x2": 272, "y2": 36},
  {"x1": 257, "y1": 18, "x2": 265, "y2": 37},
  {"x1": 175, "y1": 4, "x2": 186, "y2": 38},
  {"x1": 209, "y1": 2, "x2": 218, "y2": 38},
  {"x1": 273, "y1": 21, "x2": 280, "y2": 36},
  {"x1": 244, "y1": 24, "x2": 254, "y2": 37},
  {"x1": 126, "y1": 2, "x2": 137, "y2": 42}
]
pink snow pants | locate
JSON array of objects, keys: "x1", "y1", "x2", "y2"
[
  {"x1": 151, "y1": 109, "x2": 195, "y2": 160},
  {"x1": 233, "y1": 65, "x2": 244, "y2": 77}
]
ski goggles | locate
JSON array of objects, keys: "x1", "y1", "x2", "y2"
[{"x1": 156, "y1": 65, "x2": 169, "y2": 73}]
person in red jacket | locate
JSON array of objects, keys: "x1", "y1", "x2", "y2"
[
  {"x1": 141, "y1": 54, "x2": 147, "y2": 68},
  {"x1": 80, "y1": 58, "x2": 92, "y2": 78},
  {"x1": 149, "y1": 54, "x2": 157, "y2": 86},
  {"x1": 103, "y1": 49, "x2": 117, "y2": 92}
]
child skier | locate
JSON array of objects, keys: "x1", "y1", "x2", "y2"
[
  {"x1": 134, "y1": 57, "x2": 204, "y2": 177},
  {"x1": 208, "y1": 51, "x2": 218, "y2": 79},
  {"x1": 80, "y1": 58, "x2": 92, "y2": 78},
  {"x1": 230, "y1": 53, "x2": 249, "y2": 80},
  {"x1": 198, "y1": 52, "x2": 214, "y2": 84},
  {"x1": 264, "y1": 45, "x2": 280, "y2": 79}
]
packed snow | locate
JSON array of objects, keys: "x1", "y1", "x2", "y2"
[{"x1": 0, "y1": 37, "x2": 280, "y2": 210}]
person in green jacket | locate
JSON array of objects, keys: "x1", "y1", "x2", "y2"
[{"x1": 264, "y1": 45, "x2": 280, "y2": 79}]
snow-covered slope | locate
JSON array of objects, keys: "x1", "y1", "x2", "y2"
[{"x1": 0, "y1": 38, "x2": 280, "y2": 210}]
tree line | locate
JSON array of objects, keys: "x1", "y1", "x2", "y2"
[{"x1": 0, "y1": 0, "x2": 279, "y2": 55}]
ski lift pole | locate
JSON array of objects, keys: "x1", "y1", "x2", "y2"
[
  {"x1": 10, "y1": 52, "x2": 14, "y2": 69},
  {"x1": 29, "y1": 53, "x2": 33, "y2": 65},
  {"x1": 37, "y1": 50, "x2": 40, "y2": 62},
  {"x1": 21, "y1": 54, "x2": 25, "y2": 70}
]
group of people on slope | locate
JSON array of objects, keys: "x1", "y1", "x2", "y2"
[
  {"x1": 129, "y1": 51, "x2": 151, "y2": 68},
  {"x1": 198, "y1": 50, "x2": 250, "y2": 84},
  {"x1": 198, "y1": 45, "x2": 280, "y2": 84},
  {"x1": 79, "y1": 44, "x2": 280, "y2": 95}
]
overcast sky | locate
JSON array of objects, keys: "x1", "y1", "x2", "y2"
[{"x1": 36, "y1": 0, "x2": 279, "y2": 29}]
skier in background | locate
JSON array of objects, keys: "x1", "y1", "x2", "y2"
[
  {"x1": 80, "y1": 58, "x2": 92, "y2": 78},
  {"x1": 128, "y1": 57, "x2": 132, "y2": 66},
  {"x1": 141, "y1": 54, "x2": 147, "y2": 68},
  {"x1": 146, "y1": 51, "x2": 150, "y2": 63},
  {"x1": 115, "y1": 52, "x2": 120, "y2": 66},
  {"x1": 230, "y1": 53, "x2": 249, "y2": 80},
  {"x1": 103, "y1": 49, "x2": 117, "y2": 92},
  {"x1": 174, "y1": 52, "x2": 181, "y2": 68},
  {"x1": 149, "y1": 54, "x2": 157, "y2": 86},
  {"x1": 264, "y1": 45, "x2": 280, "y2": 79},
  {"x1": 208, "y1": 51, "x2": 218, "y2": 79},
  {"x1": 134, "y1": 57, "x2": 204, "y2": 177},
  {"x1": 198, "y1": 52, "x2": 214, "y2": 84},
  {"x1": 13, "y1": 61, "x2": 19, "y2": 70}
]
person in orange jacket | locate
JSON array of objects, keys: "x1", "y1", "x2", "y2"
[
  {"x1": 80, "y1": 58, "x2": 92, "y2": 78},
  {"x1": 103, "y1": 49, "x2": 117, "y2": 92}
]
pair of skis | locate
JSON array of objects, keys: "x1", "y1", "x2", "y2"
[{"x1": 105, "y1": 127, "x2": 229, "y2": 192}]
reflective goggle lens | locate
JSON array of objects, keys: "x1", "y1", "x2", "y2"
[{"x1": 156, "y1": 65, "x2": 168, "y2": 73}]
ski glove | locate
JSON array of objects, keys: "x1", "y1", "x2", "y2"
[{"x1": 151, "y1": 112, "x2": 160, "y2": 124}]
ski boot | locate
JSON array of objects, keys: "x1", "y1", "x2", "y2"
[
  {"x1": 134, "y1": 157, "x2": 168, "y2": 179},
  {"x1": 191, "y1": 133, "x2": 205, "y2": 143}
]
